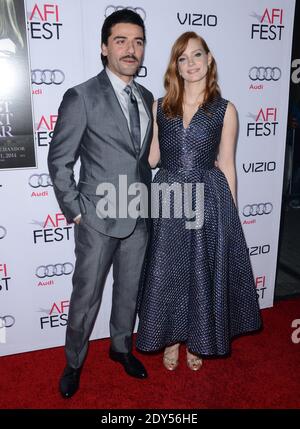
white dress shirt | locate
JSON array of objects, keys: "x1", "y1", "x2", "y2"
[{"x1": 105, "y1": 66, "x2": 149, "y2": 146}]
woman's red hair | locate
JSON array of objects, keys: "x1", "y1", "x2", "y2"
[{"x1": 162, "y1": 32, "x2": 220, "y2": 117}]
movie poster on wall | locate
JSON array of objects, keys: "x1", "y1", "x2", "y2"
[{"x1": 0, "y1": 0, "x2": 36, "y2": 169}]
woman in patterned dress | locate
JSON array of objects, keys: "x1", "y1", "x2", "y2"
[{"x1": 136, "y1": 32, "x2": 261, "y2": 371}]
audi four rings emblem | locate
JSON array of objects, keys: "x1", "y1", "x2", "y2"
[
  {"x1": 243, "y1": 203, "x2": 273, "y2": 217},
  {"x1": 105, "y1": 5, "x2": 146, "y2": 20},
  {"x1": 0, "y1": 226, "x2": 7, "y2": 239},
  {"x1": 36, "y1": 263, "x2": 74, "y2": 278},
  {"x1": 137, "y1": 66, "x2": 147, "y2": 78},
  {"x1": 29, "y1": 174, "x2": 53, "y2": 188},
  {"x1": 31, "y1": 69, "x2": 65, "y2": 85},
  {"x1": 249, "y1": 67, "x2": 281, "y2": 81},
  {"x1": 0, "y1": 316, "x2": 15, "y2": 328}
]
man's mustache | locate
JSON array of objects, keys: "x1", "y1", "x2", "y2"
[{"x1": 120, "y1": 55, "x2": 138, "y2": 62}]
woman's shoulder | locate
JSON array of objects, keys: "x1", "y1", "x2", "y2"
[
  {"x1": 219, "y1": 98, "x2": 237, "y2": 117},
  {"x1": 214, "y1": 95, "x2": 229, "y2": 107},
  {"x1": 154, "y1": 97, "x2": 165, "y2": 115},
  {"x1": 214, "y1": 97, "x2": 238, "y2": 126},
  {"x1": 213, "y1": 96, "x2": 237, "y2": 114},
  {"x1": 207, "y1": 95, "x2": 236, "y2": 123}
]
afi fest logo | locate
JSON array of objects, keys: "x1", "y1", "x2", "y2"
[
  {"x1": 251, "y1": 8, "x2": 284, "y2": 40},
  {"x1": 39, "y1": 300, "x2": 69, "y2": 329},
  {"x1": 255, "y1": 275, "x2": 267, "y2": 300},
  {"x1": 32, "y1": 213, "x2": 73, "y2": 244},
  {"x1": 36, "y1": 115, "x2": 57, "y2": 148},
  {"x1": 247, "y1": 108, "x2": 278, "y2": 137},
  {"x1": 0, "y1": 263, "x2": 11, "y2": 293},
  {"x1": 28, "y1": 3, "x2": 63, "y2": 40}
]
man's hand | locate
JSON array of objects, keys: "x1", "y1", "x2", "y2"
[{"x1": 74, "y1": 214, "x2": 82, "y2": 225}]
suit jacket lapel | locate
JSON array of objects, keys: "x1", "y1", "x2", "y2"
[
  {"x1": 97, "y1": 70, "x2": 136, "y2": 154},
  {"x1": 97, "y1": 70, "x2": 152, "y2": 158},
  {"x1": 135, "y1": 84, "x2": 152, "y2": 158}
]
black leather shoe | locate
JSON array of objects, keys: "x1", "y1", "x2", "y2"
[
  {"x1": 109, "y1": 349, "x2": 148, "y2": 379},
  {"x1": 59, "y1": 365, "x2": 82, "y2": 398}
]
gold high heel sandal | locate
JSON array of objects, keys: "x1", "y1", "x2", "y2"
[
  {"x1": 186, "y1": 349, "x2": 203, "y2": 371},
  {"x1": 163, "y1": 343, "x2": 180, "y2": 371}
]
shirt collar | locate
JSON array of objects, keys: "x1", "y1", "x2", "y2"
[{"x1": 106, "y1": 66, "x2": 134, "y2": 94}]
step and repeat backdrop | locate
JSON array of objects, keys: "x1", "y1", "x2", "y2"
[{"x1": 0, "y1": 0, "x2": 295, "y2": 355}]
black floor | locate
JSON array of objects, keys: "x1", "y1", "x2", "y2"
[{"x1": 275, "y1": 205, "x2": 300, "y2": 300}]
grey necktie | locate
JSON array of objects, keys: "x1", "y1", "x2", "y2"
[{"x1": 124, "y1": 85, "x2": 141, "y2": 154}]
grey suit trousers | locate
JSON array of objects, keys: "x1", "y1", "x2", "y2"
[{"x1": 65, "y1": 217, "x2": 148, "y2": 369}]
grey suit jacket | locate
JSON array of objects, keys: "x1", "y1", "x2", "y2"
[{"x1": 48, "y1": 69, "x2": 154, "y2": 238}]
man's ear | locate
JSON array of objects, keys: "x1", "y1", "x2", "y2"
[{"x1": 101, "y1": 43, "x2": 108, "y2": 57}]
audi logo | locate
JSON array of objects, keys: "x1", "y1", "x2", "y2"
[
  {"x1": 249, "y1": 67, "x2": 281, "y2": 81},
  {"x1": 36, "y1": 263, "x2": 74, "y2": 278},
  {"x1": 29, "y1": 174, "x2": 52, "y2": 188},
  {"x1": 104, "y1": 5, "x2": 146, "y2": 20},
  {"x1": 0, "y1": 315, "x2": 15, "y2": 328},
  {"x1": 31, "y1": 69, "x2": 65, "y2": 85},
  {"x1": 137, "y1": 66, "x2": 147, "y2": 78},
  {"x1": 243, "y1": 203, "x2": 273, "y2": 217},
  {"x1": 0, "y1": 226, "x2": 7, "y2": 239}
]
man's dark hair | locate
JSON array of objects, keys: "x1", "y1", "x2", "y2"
[{"x1": 101, "y1": 9, "x2": 146, "y2": 67}]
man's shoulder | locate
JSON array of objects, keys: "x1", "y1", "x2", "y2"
[
  {"x1": 63, "y1": 71, "x2": 109, "y2": 99},
  {"x1": 69, "y1": 72, "x2": 104, "y2": 95}
]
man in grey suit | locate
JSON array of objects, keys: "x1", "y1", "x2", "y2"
[{"x1": 48, "y1": 9, "x2": 153, "y2": 398}]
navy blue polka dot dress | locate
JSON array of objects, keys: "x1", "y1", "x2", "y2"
[{"x1": 136, "y1": 96, "x2": 262, "y2": 356}]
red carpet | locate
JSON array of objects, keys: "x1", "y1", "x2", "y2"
[{"x1": 1, "y1": 298, "x2": 300, "y2": 409}]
